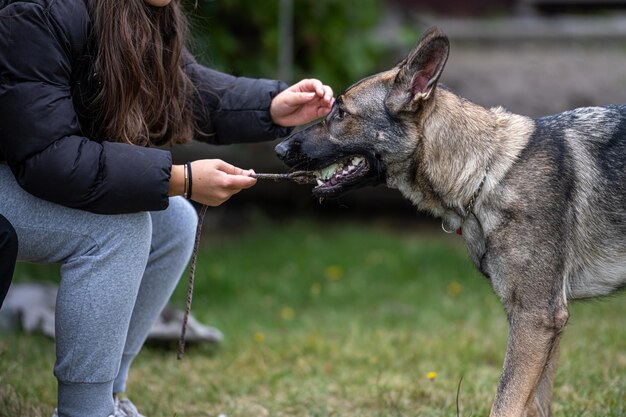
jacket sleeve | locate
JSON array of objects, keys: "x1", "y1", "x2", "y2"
[
  {"x1": 0, "y1": 2, "x2": 172, "y2": 214},
  {"x1": 182, "y1": 52, "x2": 294, "y2": 145}
]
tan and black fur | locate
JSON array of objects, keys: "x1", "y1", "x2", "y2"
[{"x1": 275, "y1": 27, "x2": 626, "y2": 417}]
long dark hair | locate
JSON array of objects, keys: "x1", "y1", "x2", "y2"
[{"x1": 87, "y1": 0, "x2": 195, "y2": 146}]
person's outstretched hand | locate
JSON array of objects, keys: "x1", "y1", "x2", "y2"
[
  {"x1": 192, "y1": 160, "x2": 257, "y2": 206},
  {"x1": 170, "y1": 160, "x2": 257, "y2": 206},
  {"x1": 270, "y1": 79, "x2": 334, "y2": 127}
]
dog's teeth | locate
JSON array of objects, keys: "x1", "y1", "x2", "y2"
[{"x1": 316, "y1": 179, "x2": 324, "y2": 186}]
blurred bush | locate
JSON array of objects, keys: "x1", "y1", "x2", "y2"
[{"x1": 185, "y1": 0, "x2": 396, "y2": 91}]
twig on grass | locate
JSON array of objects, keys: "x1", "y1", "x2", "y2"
[{"x1": 456, "y1": 375, "x2": 465, "y2": 417}]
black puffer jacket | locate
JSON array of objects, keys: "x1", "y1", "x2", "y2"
[{"x1": 0, "y1": 0, "x2": 291, "y2": 214}]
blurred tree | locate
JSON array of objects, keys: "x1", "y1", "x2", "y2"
[{"x1": 185, "y1": 0, "x2": 392, "y2": 92}]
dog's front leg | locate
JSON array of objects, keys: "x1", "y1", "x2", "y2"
[
  {"x1": 489, "y1": 301, "x2": 568, "y2": 417},
  {"x1": 524, "y1": 334, "x2": 562, "y2": 417}
]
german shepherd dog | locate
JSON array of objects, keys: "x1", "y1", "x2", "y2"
[{"x1": 275, "y1": 27, "x2": 626, "y2": 417}]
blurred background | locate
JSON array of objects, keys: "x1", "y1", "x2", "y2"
[{"x1": 176, "y1": 0, "x2": 626, "y2": 224}]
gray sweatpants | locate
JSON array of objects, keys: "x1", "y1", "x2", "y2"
[{"x1": 0, "y1": 164, "x2": 198, "y2": 417}]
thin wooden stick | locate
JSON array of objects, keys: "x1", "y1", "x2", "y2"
[{"x1": 252, "y1": 171, "x2": 317, "y2": 184}]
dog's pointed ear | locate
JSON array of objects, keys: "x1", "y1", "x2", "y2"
[{"x1": 385, "y1": 27, "x2": 449, "y2": 114}]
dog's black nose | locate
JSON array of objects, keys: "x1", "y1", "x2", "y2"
[{"x1": 274, "y1": 139, "x2": 292, "y2": 162}]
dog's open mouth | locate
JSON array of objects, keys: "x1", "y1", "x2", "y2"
[{"x1": 313, "y1": 155, "x2": 370, "y2": 195}]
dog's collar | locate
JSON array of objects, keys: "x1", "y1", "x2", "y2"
[
  {"x1": 463, "y1": 166, "x2": 489, "y2": 219},
  {"x1": 441, "y1": 166, "x2": 489, "y2": 235}
]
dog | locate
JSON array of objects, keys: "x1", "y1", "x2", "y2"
[{"x1": 275, "y1": 27, "x2": 626, "y2": 417}]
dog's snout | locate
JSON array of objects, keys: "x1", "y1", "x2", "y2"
[
  {"x1": 274, "y1": 140, "x2": 290, "y2": 161},
  {"x1": 275, "y1": 138, "x2": 300, "y2": 162}
]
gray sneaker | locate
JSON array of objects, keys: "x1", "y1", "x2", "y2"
[
  {"x1": 50, "y1": 396, "x2": 144, "y2": 417},
  {"x1": 115, "y1": 396, "x2": 146, "y2": 417}
]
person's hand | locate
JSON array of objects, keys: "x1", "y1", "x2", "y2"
[
  {"x1": 169, "y1": 160, "x2": 257, "y2": 206},
  {"x1": 270, "y1": 79, "x2": 334, "y2": 127}
]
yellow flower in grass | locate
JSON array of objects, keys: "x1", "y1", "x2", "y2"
[
  {"x1": 324, "y1": 265, "x2": 344, "y2": 281},
  {"x1": 310, "y1": 282, "x2": 322, "y2": 296},
  {"x1": 254, "y1": 332, "x2": 265, "y2": 344},
  {"x1": 280, "y1": 307, "x2": 295, "y2": 321},
  {"x1": 427, "y1": 371, "x2": 437, "y2": 381},
  {"x1": 446, "y1": 281, "x2": 462, "y2": 298}
]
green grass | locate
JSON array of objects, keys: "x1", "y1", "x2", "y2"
[{"x1": 1, "y1": 218, "x2": 624, "y2": 417}]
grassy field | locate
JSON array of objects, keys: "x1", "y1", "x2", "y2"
[{"x1": 1, "y1": 217, "x2": 624, "y2": 417}]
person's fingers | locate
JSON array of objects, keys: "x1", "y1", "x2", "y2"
[
  {"x1": 213, "y1": 162, "x2": 256, "y2": 186},
  {"x1": 323, "y1": 85, "x2": 334, "y2": 103},
  {"x1": 290, "y1": 79, "x2": 333, "y2": 99},
  {"x1": 316, "y1": 105, "x2": 332, "y2": 118},
  {"x1": 283, "y1": 91, "x2": 317, "y2": 107},
  {"x1": 239, "y1": 177, "x2": 257, "y2": 189},
  {"x1": 312, "y1": 79, "x2": 326, "y2": 97},
  {"x1": 294, "y1": 78, "x2": 322, "y2": 93},
  {"x1": 214, "y1": 159, "x2": 245, "y2": 175},
  {"x1": 227, "y1": 174, "x2": 257, "y2": 190}
]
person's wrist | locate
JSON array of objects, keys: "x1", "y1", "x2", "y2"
[
  {"x1": 168, "y1": 164, "x2": 186, "y2": 196},
  {"x1": 269, "y1": 99, "x2": 280, "y2": 124}
]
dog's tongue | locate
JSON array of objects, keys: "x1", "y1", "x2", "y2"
[{"x1": 319, "y1": 163, "x2": 342, "y2": 180}]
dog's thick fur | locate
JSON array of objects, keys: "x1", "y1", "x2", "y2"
[{"x1": 275, "y1": 27, "x2": 626, "y2": 417}]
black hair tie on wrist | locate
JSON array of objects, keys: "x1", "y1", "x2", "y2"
[{"x1": 185, "y1": 161, "x2": 193, "y2": 201}]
